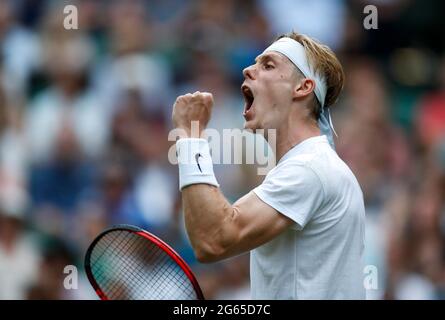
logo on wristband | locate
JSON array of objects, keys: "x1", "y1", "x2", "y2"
[{"x1": 195, "y1": 153, "x2": 203, "y2": 173}]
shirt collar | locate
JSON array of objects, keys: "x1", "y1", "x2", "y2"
[{"x1": 278, "y1": 135, "x2": 328, "y2": 164}]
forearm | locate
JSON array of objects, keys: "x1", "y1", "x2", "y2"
[
  {"x1": 171, "y1": 92, "x2": 244, "y2": 261},
  {"x1": 182, "y1": 184, "x2": 238, "y2": 262}
]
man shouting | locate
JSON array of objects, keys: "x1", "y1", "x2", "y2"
[{"x1": 172, "y1": 32, "x2": 365, "y2": 299}]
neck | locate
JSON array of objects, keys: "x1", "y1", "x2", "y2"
[{"x1": 272, "y1": 121, "x2": 321, "y2": 162}]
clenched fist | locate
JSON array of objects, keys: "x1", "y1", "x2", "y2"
[{"x1": 172, "y1": 91, "x2": 214, "y2": 138}]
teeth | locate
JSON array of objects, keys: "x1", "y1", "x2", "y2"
[
  {"x1": 243, "y1": 88, "x2": 253, "y2": 99},
  {"x1": 241, "y1": 85, "x2": 254, "y2": 116},
  {"x1": 242, "y1": 86, "x2": 254, "y2": 103}
]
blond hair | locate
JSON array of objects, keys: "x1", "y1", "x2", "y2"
[{"x1": 277, "y1": 32, "x2": 345, "y2": 118}]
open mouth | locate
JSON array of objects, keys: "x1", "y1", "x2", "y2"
[{"x1": 241, "y1": 84, "x2": 255, "y2": 115}]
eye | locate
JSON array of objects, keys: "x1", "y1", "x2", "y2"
[{"x1": 264, "y1": 63, "x2": 274, "y2": 70}]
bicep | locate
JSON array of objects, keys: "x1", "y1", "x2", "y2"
[{"x1": 226, "y1": 191, "x2": 294, "y2": 255}]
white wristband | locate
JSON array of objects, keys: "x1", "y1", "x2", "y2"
[{"x1": 176, "y1": 138, "x2": 219, "y2": 190}]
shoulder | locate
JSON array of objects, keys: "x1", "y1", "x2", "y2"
[
  {"x1": 254, "y1": 156, "x2": 327, "y2": 229},
  {"x1": 263, "y1": 157, "x2": 325, "y2": 195}
]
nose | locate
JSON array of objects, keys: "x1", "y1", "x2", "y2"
[{"x1": 243, "y1": 64, "x2": 256, "y2": 80}]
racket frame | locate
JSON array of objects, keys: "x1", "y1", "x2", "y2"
[{"x1": 84, "y1": 224, "x2": 205, "y2": 300}]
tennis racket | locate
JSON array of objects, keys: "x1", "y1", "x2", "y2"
[{"x1": 84, "y1": 224, "x2": 204, "y2": 300}]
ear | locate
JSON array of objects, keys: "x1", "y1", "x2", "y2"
[{"x1": 292, "y1": 78, "x2": 316, "y2": 101}]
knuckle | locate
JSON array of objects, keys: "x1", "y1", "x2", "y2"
[{"x1": 203, "y1": 93, "x2": 213, "y2": 104}]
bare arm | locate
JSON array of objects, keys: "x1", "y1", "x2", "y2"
[
  {"x1": 172, "y1": 91, "x2": 293, "y2": 262},
  {"x1": 182, "y1": 184, "x2": 293, "y2": 263}
]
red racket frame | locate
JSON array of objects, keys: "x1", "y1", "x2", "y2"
[{"x1": 84, "y1": 224, "x2": 205, "y2": 300}]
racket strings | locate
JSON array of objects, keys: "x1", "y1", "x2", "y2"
[{"x1": 89, "y1": 230, "x2": 197, "y2": 300}]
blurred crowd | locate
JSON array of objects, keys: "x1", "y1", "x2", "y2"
[{"x1": 0, "y1": 0, "x2": 444, "y2": 299}]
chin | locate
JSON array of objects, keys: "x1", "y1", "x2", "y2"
[
  {"x1": 243, "y1": 120, "x2": 254, "y2": 130},
  {"x1": 243, "y1": 120, "x2": 262, "y2": 133}
]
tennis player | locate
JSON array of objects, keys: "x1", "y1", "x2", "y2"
[{"x1": 172, "y1": 32, "x2": 365, "y2": 299}]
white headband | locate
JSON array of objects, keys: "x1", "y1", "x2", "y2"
[{"x1": 264, "y1": 37, "x2": 327, "y2": 107}]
